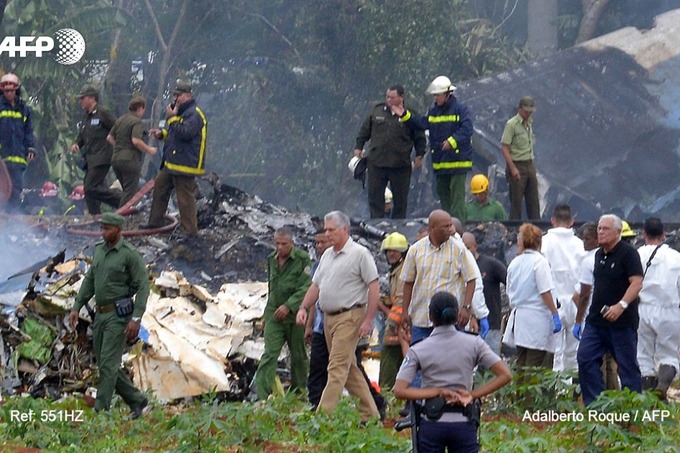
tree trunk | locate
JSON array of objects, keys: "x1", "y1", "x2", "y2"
[
  {"x1": 141, "y1": 0, "x2": 189, "y2": 179},
  {"x1": 575, "y1": 0, "x2": 610, "y2": 44},
  {"x1": 527, "y1": 0, "x2": 558, "y2": 57},
  {"x1": 105, "y1": 0, "x2": 132, "y2": 115}
]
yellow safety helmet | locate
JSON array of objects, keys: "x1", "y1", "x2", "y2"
[
  {"x1": 470, "y1": 174, "x2": 489, "y2": 194},
  {"x1": 381, "y1": 232, "x2": 409, "y2": 253},
  {"x1": 621, "y1": 220, "x2": 636, "y2": 238},
  {"x1": 426, "y1": 75, "x2": 456, "y2": 95}
]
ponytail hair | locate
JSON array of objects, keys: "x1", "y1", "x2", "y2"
[{"x1": 429, "y1": 292, "x2": 459, "y2": 327}]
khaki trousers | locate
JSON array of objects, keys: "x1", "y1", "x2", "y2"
[
  {"x1": 319, "y1": 307, "x2": 379, "y2": 421},
  {"x1": 148, "y1": 168, "x2": 198, "y2": 235}
]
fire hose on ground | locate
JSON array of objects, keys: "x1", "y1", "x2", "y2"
[{"x1": 66, "y1": 178, "x2": 179, "y2": 237}]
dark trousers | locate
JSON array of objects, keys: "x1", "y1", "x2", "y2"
[
  {"x1": 307, "y1": 331, "x2": 385, "y2": 411},
  {"x1": 577, "y1": 323, "x2": 641, "y2": 406},
  {"x1": 148, "y1": 168, "x2": 198, "y2": 235},
  {"x1": 506, "y1": 160, "x2": 540, "y2": 220},
  {"x1": 308, "y1": 332, "x2": 329, "y2": 408},
  {"x1": 3, "y1": 161, "x2": 25, "y2": 210},
  {"x1": 112, "y1": 159, "x2": 142, "y2": 207},
  {"x1": 84, "y1": 164, "x2": 122, "y2": 214},
  {"x1": 516, "y1": 347, "x2": 554, "y2": 369},
  {"x1": 367, "y1": 163, "x2": 411, "y2": 219},
  {"x1": 418, "y1": 420, "x2": 479, "y2": 453},
  {"x1": 93, "y1": 311, "x2": 146, "y2": 411}
]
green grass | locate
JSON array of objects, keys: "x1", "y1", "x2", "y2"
[{"x1": 2, "y1": 369, "x2": 679, "y2": 452}]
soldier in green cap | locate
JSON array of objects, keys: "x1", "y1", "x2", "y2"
[
  {"x1": 70, "y1": 212, "x2": 150, "y2": 418},
  {"x1": 70, "y1": 84, "x2": 122, "y2": 214}
]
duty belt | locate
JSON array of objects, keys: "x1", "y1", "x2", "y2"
[{"x1": 98, "y1": 303, "x2": 116, "y2": 314}]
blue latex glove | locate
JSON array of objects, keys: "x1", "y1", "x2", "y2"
[
  {"x1": 479, "y1": 317, "x2": 490, "y2": 339},
  {"x1": 552, "y1": 313, "x2": 562, "y2": 333},
  {"x1": 572, "y1": 323, "x2": 582, "y2": 341}
]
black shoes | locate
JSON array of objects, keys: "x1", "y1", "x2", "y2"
[
  {"x1": 138, "y1": 223, "x2": 161, "y2": 230},
  {"x1": 131, "y1": 398, "x2": 149, "y2": 419}
]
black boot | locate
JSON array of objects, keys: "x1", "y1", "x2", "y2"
[
  {"x1": 641, "y1": 375, "x2": 658, "y2": 390},
  {"x1": 655, "y1": 365, "x2": 676, "y2": 401}
]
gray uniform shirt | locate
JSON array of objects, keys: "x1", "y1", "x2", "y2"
[
  {"x1": 396, "y1": 325, "x2": 501, "y2": 421},
  {"x1": 312, "y1": 237, "x2": 379, "y2": 313}
]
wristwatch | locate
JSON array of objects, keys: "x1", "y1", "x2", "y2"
[
  {"x1": 462, "y1": 305, "x2": 472, "y2": 312},
  {"x1": 132, "y1": 317, "x2": 141, "y2": 322},
  {"x1": 618, "y1": 301, "x2": 628, "y2": 310}
]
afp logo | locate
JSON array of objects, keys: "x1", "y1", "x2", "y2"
[{"x1": 0, "y1": 28, "x2": 86, "y2": 65}]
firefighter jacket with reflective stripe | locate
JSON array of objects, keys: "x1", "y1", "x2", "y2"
[
  {"x1": 0, "y1": 96, "x2": 35, "y2": 166},
  {"x1": 160, "y1": 99, "x2": 207, "y2": 176},
  {"x1": 401, "y1": 96, "x2": 473, "y2": 176}
]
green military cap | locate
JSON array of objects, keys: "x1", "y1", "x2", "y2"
[
  {"x1": 173, "y1": 80, "x2": 192, "y2": 95},
  {"x1": 99, "y1": 212, "x2": 125, "y2": 227},
  {"x1": 78, "y1": 84, "x2": 99, "y2": 98}
]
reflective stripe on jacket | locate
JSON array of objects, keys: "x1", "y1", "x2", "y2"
[
  {"x1": 402, "y1": 96, "x2": 473, "y2": 175},
  {"x1": 0, "y1": 97, "x2": 35, "y2": 164},
  {"x1": 161, "y1": 99, "x2": 207, "y2": 176}
]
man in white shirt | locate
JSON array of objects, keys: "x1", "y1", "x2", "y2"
[
  {"x1": 636, "y1": 217, "x2": 680, "y2": 400},
  {"x1": 541, "y1": 204, "x2": 584, "y2": 372}
]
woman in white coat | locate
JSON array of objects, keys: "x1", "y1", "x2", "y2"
[{"x1": 503, "y1": 223, "x2": 562, "y2": 368}]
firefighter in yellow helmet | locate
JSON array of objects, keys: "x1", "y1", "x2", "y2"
[
  {"x1": 378, "y1": 232, "x2": 409, "y2": 389},
  {"x1": 620, "y1": 220, "x2": 636, "y2": 243},
  {"x1": 465, "y1": 174, "x2": 507, "y2": 221}
]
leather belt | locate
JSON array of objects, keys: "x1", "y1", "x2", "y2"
[
  {"x1": 324, "y1": 304, "x2": 365, "y2": 316},
  {"x1": 98, "y1": 303, "x2": 116, "y2": 314}
]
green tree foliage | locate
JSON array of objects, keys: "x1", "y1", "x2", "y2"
[
  {"x1": 2, "y1": 0, "x2": 526, "y2": 215},
  {"x1": 0, "y1": 0, "x2": 128, "y2": 193}
]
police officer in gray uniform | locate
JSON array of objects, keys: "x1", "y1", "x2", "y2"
[{"x1": 394, "y1": 292, "x2": 512, "y2": 453}]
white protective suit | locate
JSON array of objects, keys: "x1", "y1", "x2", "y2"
[
  {"x1": 541, "y1": 227, "x2": 584, "y2": 372},
  {"x1": 637, "y1": 244, "x2": 680, "y2": 376}
]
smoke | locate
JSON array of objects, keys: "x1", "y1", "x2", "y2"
[{"x1": 0, "y1": 221, "x2": 65, "y2": 282}]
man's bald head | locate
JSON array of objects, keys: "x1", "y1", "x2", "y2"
[
  {"x1": 462, "y1": 231, "x2": 476, "y2": 249},
  {"x1": 451, "y1": 217, "x2": 463, "y2": 236},
  {"x1": 428, "y1": 209, "x2": 453, "y2": 246}
]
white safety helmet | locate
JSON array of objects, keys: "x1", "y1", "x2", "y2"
[
  {"x1": 0, "y1": 73, "x2": 21, "y2": 90},
  {"x1": 384, "y1": 187, "x2": 393, "y2": 204},
  {"x1": 348, "y1": 156, "x2": 361, "y2": 175},
  {"x1": 426, "y1": 75, "x2": 456, "y2": 95}
]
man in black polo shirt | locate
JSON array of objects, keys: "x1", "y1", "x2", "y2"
[{"x1": 576, "y1": 214, "x2": 643, "y2": 405}]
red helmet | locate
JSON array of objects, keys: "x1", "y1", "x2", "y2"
[
  {"x1": 40, "y1": 181, "x2": 58, "y2": 197},
  {"x1": 69, "y1": 184, "x2": 85, "y2": 200}
]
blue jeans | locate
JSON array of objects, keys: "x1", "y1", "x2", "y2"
[
  {"x1": 410, "y1": 326, "x2": 434, "y2": 388},
  {"x1": 418, "y1": 420, "x2": 478, "y2": 453},
  {"x1": 577, "y1": 322, "x2": 641, "y2": 405}
]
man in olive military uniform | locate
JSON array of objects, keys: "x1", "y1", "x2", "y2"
[
  {"x1": 70, "y1": 212, "x2": 149, "y2": 418},
  {"x1": 107, "y1": 96, "x2": 158, "y2": 206},
  {"x1": 70, "y1": 84, "x2": 122, "y2": 214},
  {"x1": 256, "y1": 226, "x2": 312, "y2": 399}
]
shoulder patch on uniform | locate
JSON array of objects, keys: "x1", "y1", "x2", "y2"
[{"x1": 304, "y1": 265, "x2": 311, "y2": 275}]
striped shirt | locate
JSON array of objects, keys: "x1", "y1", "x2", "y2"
[{"x1": 400, "y1": 236, "x2": 477, "y2": 327}]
